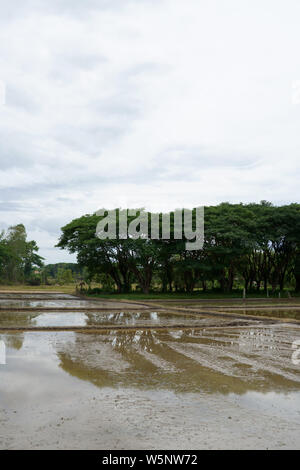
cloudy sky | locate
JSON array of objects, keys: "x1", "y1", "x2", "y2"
[{"x1": 0, "y1": 0, "x2": 300, "y2": 263}]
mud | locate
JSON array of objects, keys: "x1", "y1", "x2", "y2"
[
  {"x1": 0, "y1": 310, "x2": 249, "y2": 329},
  {"x1": 156, "y1": 299, "x2": 300, "y2": 308},
  {"x1": 219, "y1": 308, "x2": 300, "y2": 321},
  {"x1": 0, "y1": 300, "x2": 147, "y2": 309},
  {"x1": 0, "y1": 293, "x2": 300, "y2": 449}
]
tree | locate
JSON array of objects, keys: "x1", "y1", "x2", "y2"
[
  {"x1": 57, "y1": 203, "x2": 300, "y2": 295},
  {"x1": 0, "y1": 224, "x2": 44, "y2": 283}
]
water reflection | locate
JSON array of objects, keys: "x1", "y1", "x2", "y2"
[
  {"x1": 0, "y1": 332, "x2": 24, "y2": 350},
  {"x1": 0, "y1": 310, "x2": 214, "y2": 328},
  {"x1": 0, "y1": 300, "x2": 105, "y2": 308},
  {"x1": 0, "y1": 293, "x2": 76, "y2": 300},
  {"x1": 224, "y1": 309, "x2": 300, "y2": 321},
  {"x1": 1, "y1": 329, "x2": 299, "y2": 450},
  {"x1": 55, "y1": 326, "x2": 300, "y2": 394},
  {"x1": 0, "y1": 311, "x2": 40, "y2": 327}
]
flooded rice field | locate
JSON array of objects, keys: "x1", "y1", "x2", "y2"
[
  {"x1": 156, "y1": 298, "x2": 300, "y2": 308},
  {"x1": 219, "y1": 309, "x2": 300, "y2": 321},
  {"x1": 0, "y1": 299, "x2": 145, "y2": 309},
  {"x1": 0, "y1": 292, "x2": 300, "y2": 449},
  {"x1": 0, "y1": 310, "x2": 235, "y2": 329},
  {"x1": 156, "y1": 300, "x2": 300, "y2": 323},
  {"x1": 0, "y1": 293, "x2": 76, "y2": 300}
]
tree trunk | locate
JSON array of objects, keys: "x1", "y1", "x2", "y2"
[
  {"x1": 263, "y1": 277, "x2": 268, "y2": 292},
  {"x1": 295, "y1": 275, "x2": 300, "y2": 293}
]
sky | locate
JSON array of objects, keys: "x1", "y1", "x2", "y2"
[{"x1": 0, "y1": 0, "x2": 300, "y2": 264}]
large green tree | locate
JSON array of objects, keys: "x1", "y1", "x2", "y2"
[{"x1": 57, "y1": 203, "x2": 300, "y2": 294}]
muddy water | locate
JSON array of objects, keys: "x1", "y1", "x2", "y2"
[
  {"x1": 0, "y1": 311, "x2": 88, "y2": 327},
  {"x1": 0, "y1": 299, "x2": 149, "y2": 310},
  {"x1": 157, "y1": 300, "x2": 300, "y2": 308},
  {"x1": 0, "y1": 293, "x2": 300, "y2": 449},
  {"x1": 1, "y1": 324, "x2": 300, "y2": 449},
  {"x1": 156, "y1": 301, "x2": 300, "y2": 321},
  {"x1": 220, "y1": 309, "x2": 300, "y2": 321},
  {"x1": 0, "y1": 293, "x2": 76, "y2": 299},
  {"x1": 55, "y1": 325, "x2": 300, "y2": 392},
  {"x1": 0, "y1": 299, "x2": 122, "y2": 308},
  {"x1": 0, "y1": 310, "x2": 236, "y2": 328}
]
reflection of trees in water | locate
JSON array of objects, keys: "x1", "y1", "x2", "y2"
[
  {"x1": 55, "y1": 328, "x2": 290, "y2": 395},
  {"x1": 0, "y1": 301, "x2": 45, "y2": 308},
  {"x1": 85, "y1": 311, "x2": 151, "y2": 326},
  {"x1": 85, "y1": 311, "x2": 187, "y2": 327},
  {"x1": 0, "y1": 311, "x2": 40, "y2": 327},
  {"x1": 0, "y1": 312, "x2": 40, "y2": 350},
  {"x1": 57, "y1": 329, "x2": 184, "y2": 391},
  {"x1": 109, "y1": 328, "x2": 158, "y2": 351},
  {"x1": 0, "y1": 332, "x2": 24, "y2": 350}
]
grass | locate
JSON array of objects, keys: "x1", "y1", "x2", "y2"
[{"x1": 0, "y1": 285, "x2": 299, "y2": 301}]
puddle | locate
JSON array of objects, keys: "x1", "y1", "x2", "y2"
[
  {"x1": 1, "y1": 293, "x2": 300, "y2": 450},
  {"x1": 0, "y1": 310, "x2": 232, "y2": 328},
  {"x1": 0, "y1": 294, "x2": 150, "y2": 311},
  {"x1": 221, "y1": 309, "x2": 300, "y2": 321},
  {"x1": 0, "y1": 299, "x2": 109, "y2": 308},
  {"x1": 0, "y1": 293, "x2": 76, "y2": 300},
  {"x1": 158, "y1": 300, "x2": 300, "y2": 308},
  {"x1": 0, "y1": 311, "x2": 88, "y2": 327},
  {"x1": 0, "y1": 329, "x2": 300, "y2": 449},
  {"x1": 1, "y1": 327, "x2": 300, "y2": 394}
]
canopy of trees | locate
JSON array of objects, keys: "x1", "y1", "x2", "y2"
[
  {"x1": 43, "y1": 263, "x2": 85, "y2": 285},
  {"x1": 0, "y1": 224, "x2": 44, "y2": 283},
  {"x1": 57, "y1": 202, "x2": 300, "y2": 294}
]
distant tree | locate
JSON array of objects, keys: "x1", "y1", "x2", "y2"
[
  {"x1": 0, "y1": 224, "x2": 44, "y2": 283},
  {"x1": 56, "y1": 268, "x2": 74, "y2": 285}
]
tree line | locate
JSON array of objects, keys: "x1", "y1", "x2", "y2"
[
  {"x1": 0, "y1": 225, "x2": 83, "y2": 286},
  {"x1": 0, "y1": 224, "x2": 44, "y2": 283},
  {"x1": 57, "y1": 202, "x2": 300, "y2": 294},
  {"x1": 44, "y1": 263, "x2": 86, "y2": 285}
]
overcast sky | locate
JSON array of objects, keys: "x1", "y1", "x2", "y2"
[{"x1": 0, "y1": 0, "x2": 300, "y2": 264}]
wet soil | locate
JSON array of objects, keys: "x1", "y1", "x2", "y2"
[{"x1": 0, "y1": 293, "x2": 299, "y2": 449}]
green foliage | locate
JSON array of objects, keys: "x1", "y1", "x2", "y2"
[
  {"x1": 44, "y1": 263, "x2": 83, "y2": 279},
  {"x1": 57, "y1": 203, "x2": 300, "y2": 294},
  {"x1": 56, "y1": 268, "x2": 74, "y2": 285},
  {"x1": 27, "y1": 274, "x2": 42, "y2": 286},
  {"x1": 0, "y1": 224, "x2": 44, "y2": 284}
]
